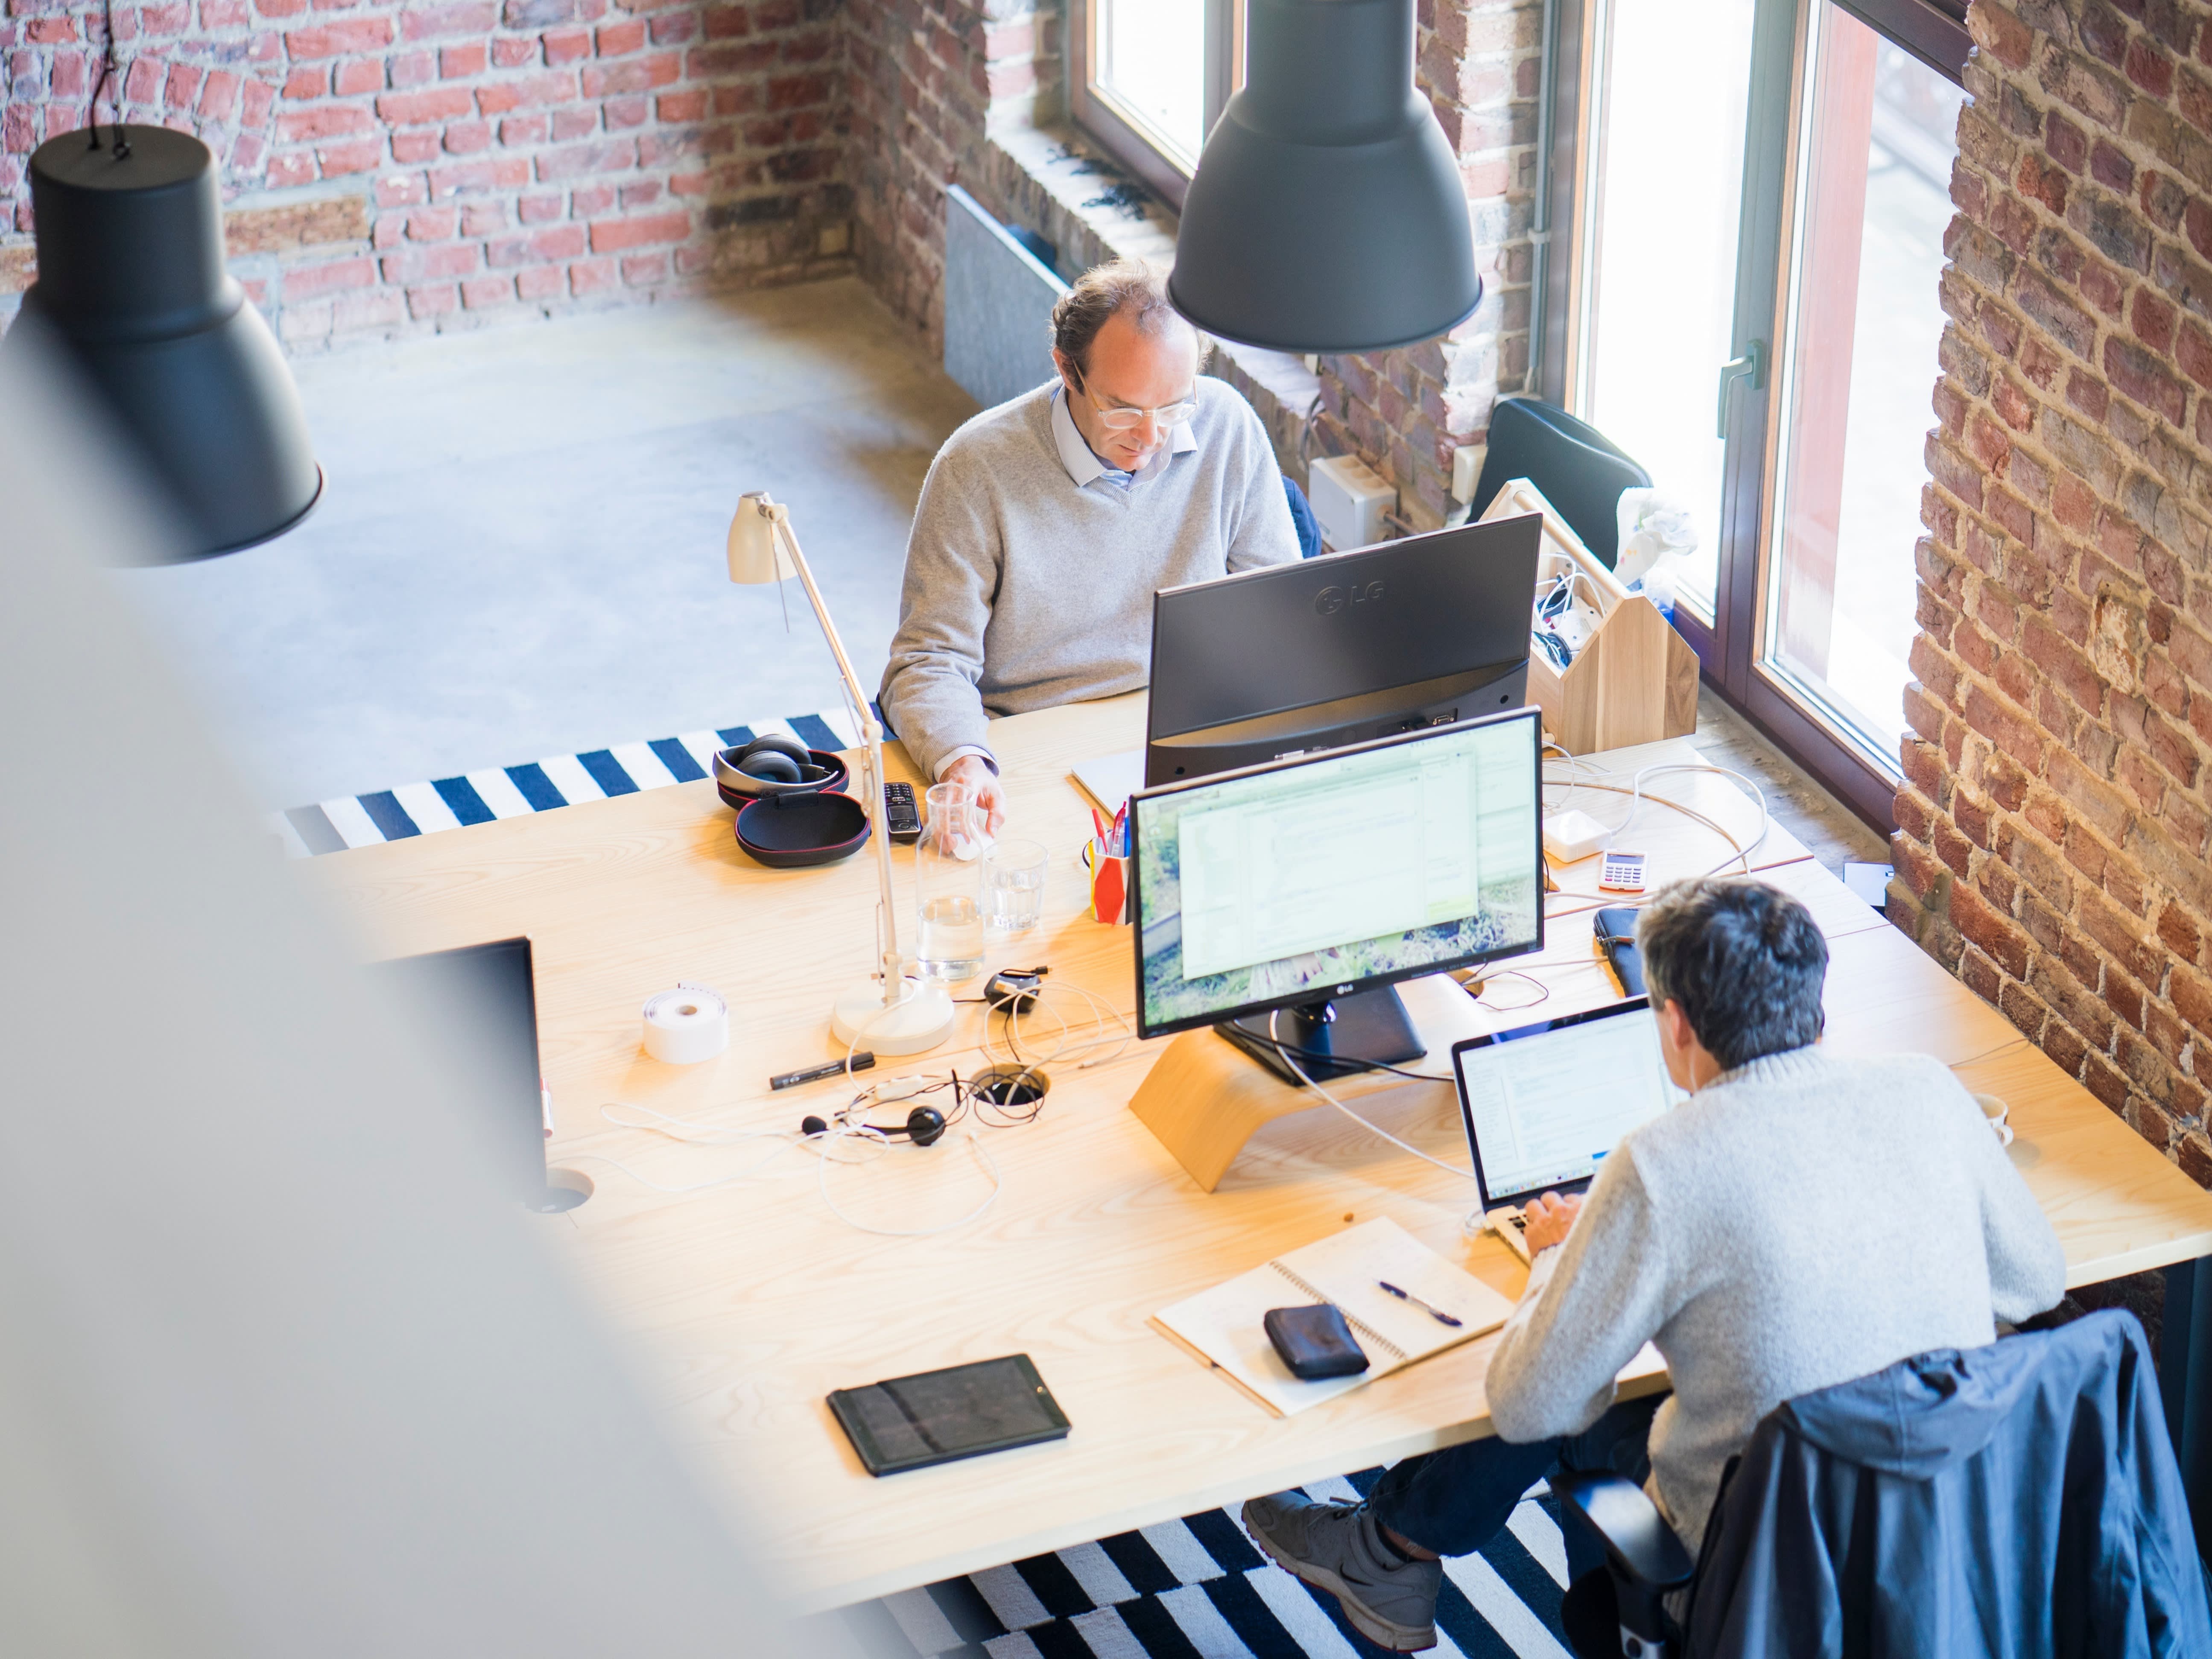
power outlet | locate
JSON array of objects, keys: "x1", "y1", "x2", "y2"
[{"x1": 1451, "y1": 444, "x2": 1484, "y2": 503}]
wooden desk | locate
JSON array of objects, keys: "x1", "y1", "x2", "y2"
[{"x1": 317, "y1": 693, "x2": 2212, "y2": 1607}]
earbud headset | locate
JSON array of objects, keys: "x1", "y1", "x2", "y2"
[
  {"x1": 801, "y1": 1104, "x2": 947, "y2": 1146},
  {"x1": 732, "y1": 733, "x2": 831, "y2": 786}
]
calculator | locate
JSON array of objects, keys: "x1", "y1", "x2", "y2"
[{"x1": 1598, "y1": 849, "x2": 1649, "y2": 893}]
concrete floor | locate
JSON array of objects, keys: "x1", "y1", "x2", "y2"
[{"x1": 114, "y1": 279, "x2": 979, "y2": 809}]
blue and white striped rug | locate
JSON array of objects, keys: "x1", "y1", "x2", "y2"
[
  {"x1": 840, "y1": 1470, "x2": 1575, "y2": 1659},
  {"x1": 269, "y1": 707, "x2": 865, "y2": 856},
  {"x1": 281, "y1": 719, "x2": 1578, "y2": 1656}
]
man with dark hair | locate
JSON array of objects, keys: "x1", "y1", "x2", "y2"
[
  {"x1": 1243, "y1": 877, "x2": 2066, "y2": 1652},
  {"x1": 879, "y1": 257, "x2": 1299, "y2": 830}
]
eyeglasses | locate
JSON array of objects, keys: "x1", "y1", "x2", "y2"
[{"x1": 1079, "y1": 382, "x2": 1197, "y2": 432}]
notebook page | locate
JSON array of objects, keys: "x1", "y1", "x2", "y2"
[
  {"x1": 1277, "y1": 1217, "x2": 1515, "y2": 1364},
  {"x1": 1152, "y1": 1256, "x2": 1378, "y2": 1416},
  {"x1": 1152, "y1": 1218, "x2": 1513, "y2": 1417}
]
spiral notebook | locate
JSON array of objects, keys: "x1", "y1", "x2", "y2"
[{"x1": 1153, "y1": 1217, "x2": 1516, "y2": 1417}]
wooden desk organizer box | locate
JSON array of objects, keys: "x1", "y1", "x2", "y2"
[{"x1": 1483, "y1": 476, "x2": 1699, "y2": 757}]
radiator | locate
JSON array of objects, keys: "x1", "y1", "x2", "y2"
[{"x1": 942, "y1": 184, "x2": 1067, "y2": 412}]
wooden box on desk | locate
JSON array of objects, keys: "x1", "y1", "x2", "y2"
[{"x1": 1484, "y1": 477, "x2": 1699, "y2": 755}]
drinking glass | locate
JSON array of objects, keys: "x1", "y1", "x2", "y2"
[
  {"x1": 913, "y1": 781, "x2": 985, "y2": 979},
  {"x1": 985, "y1": 838, "x2": 1049, "y2": 934}
]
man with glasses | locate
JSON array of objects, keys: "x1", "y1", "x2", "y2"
[{"x1": 880, "y1": 258, "x2": 1300, "y2": 830}]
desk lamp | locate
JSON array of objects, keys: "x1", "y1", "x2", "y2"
[{"x1": 725, "y1": 493, "x2": 954, "y2": 1054}]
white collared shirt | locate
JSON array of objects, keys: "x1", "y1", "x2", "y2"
[{"x1": 936, "y1": 387, "x2": 1200, "y2": 781}]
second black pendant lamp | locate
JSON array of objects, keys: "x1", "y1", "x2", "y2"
[{"x1": 1169, "y1": 0, "x2": 1481, "y2": 354}]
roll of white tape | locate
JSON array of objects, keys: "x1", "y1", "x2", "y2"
[{"x1": 641, "y1": 982, "x2": 729, "y2": 1065}]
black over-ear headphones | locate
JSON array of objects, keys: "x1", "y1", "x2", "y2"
[
  {"x1": 733, "y1": 733, "x2": 831, "y2": 786},
  {"x1": 801, "y1": 1105, "x2": 947, "y2": 1146}
]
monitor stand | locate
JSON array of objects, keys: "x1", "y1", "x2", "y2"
[{"x1": 1216, "y1": 987, "x2": 1425, "y2": 1087}]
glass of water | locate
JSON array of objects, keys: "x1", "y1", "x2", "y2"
[
  {"x1": 985, "y1": 838, "x2": 1049, "y2": 935},
  {"x1": 914, "y1": 781, "x2": 985, "y2": 979}
]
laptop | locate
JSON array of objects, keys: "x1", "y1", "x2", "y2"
[{"x1": 1450, "y1": 998, "x2": 1681, "y2": 1262}]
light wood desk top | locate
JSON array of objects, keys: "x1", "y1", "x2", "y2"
[{"x1": 316, "y1": 692, "x2": 2212, "y2": 1611}]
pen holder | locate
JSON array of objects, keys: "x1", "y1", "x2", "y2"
[{"x1": 1081, "y1": 840, "x2": 1129, "y2": 925}]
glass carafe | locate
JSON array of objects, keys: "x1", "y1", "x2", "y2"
[{"x1": 913, "y1": 781, "x2": 986, "y2": 980}]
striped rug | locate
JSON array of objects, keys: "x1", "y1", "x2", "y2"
[
  {"x1": 840, "y1": 1469, "x2": 1575, "y2": 1659},
  {"x1": 269, "y1": 707, "x2": 865, "y2": 856},
  {"x1": 283, "y1": 721, "x2": 1580, "y2": 1656}
]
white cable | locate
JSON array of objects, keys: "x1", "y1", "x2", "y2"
[
  {"x1": 1267, "y1": 1011, "x2": 1481, "y2": 1183},
  {"x1": 812, "y1": 1126, "x2": 1002, "y2": 1237},
  {"x1": 985, "y1": 978, "x2": 1135, "y2": 1075}
]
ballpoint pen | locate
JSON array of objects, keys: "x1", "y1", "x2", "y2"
[{"x1": 1377, "y1": 1280, "x2": 1463, "y2": 1327}]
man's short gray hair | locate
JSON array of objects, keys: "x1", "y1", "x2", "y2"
[
  {"x1": 1635, "y1": 878, "x2": 1828, "y2": 1072},
  {"x1": 1049, "y1": 258, "x2": 1195, "y2": 381}
]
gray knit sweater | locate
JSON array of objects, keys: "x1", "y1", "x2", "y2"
[
  {"x1": 878, "y1": 377, "x2": 1300, "y2": 779},
  {"x1": 1486, "y1": 1047, "x2": 2066, "y2": 1551}
]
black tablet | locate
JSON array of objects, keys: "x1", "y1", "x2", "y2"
[{"x1": 828, "y1": 1353, "x2": 1071, "y2": 1477}]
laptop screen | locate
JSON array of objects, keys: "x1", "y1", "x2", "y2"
[{"x1": 1452, "y1": 999, "x2": 1680, "y2": 1207}]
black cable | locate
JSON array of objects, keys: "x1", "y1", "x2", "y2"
[
  {"x1": 88, "y1": 0, "x2": 130, "y2": 157},
  {"x1": 1229, "y1": 1026, "x2": 1450, "y2": 1084}
]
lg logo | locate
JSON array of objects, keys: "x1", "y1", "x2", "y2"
[{"x1": 1314, "y1": 581, "x2": 1385, "y2": 616}]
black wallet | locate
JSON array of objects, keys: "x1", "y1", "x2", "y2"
[
  {"x1": 828, "y1": 1354, "x2": 1071, "y2": 1476},
  {"x1": 1264, "y1": 1304, "x2": 1370, "y2": 1380},
  {"x1": 1594, "y1": 906, "x2": 1645, "y2": 997}
]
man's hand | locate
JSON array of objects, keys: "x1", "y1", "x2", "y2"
[
  {"x1": 940, "y1": 754, "x2": 1007, "y2": 836},
  {"x1": 1521, "y1": 1192, "x2": 1582, "y2": 1254}
]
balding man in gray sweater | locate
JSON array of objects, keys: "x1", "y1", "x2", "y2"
[
  {"x1": 879, "y1": 259, "x2": 1299, "y2": 829},
  {"x1": 1245, "y1": 878, "x2": 2066, "y2": 1652}
]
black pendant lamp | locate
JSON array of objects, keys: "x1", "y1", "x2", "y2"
[
  {"x1": 13, "y1": 123, "x2": 321, "y2": 559},
  {"x1": 1169, "y1": 0, "x2": 1482, "y2": 354}
]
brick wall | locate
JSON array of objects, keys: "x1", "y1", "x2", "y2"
[
  {"x1": 1309, "y1": 0, "x2": 1540, "y2": 530},
  {"x1": 0, "y1": 0, "x2": 854, "y2": 346},
  {"x1": 1895, "y1": 0, "x2": 2212, "y2": 1186},
  {"x1": 844, "y1": 0, "x2": 1058, "y2": 349}
]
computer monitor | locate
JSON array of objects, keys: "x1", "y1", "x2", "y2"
[
  {"x1": 1129, "y1": 707, "x2": 1545, "y2": 1082},
  {"x1": 373, "y1": 936, "x2": 590, "y2": 1213},
  {"x1": 1143, "y1": 513, "x2": 1544, "y2": 787}
]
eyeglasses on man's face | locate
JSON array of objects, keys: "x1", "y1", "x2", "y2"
[{"x1": 1078, "y1": 380, "x2": 1197, "y2": 432}]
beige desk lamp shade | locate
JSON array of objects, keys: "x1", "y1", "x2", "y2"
[{"x1": 726, "y1": 491, "x2": 798, "y2": 585}]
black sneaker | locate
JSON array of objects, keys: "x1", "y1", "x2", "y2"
[{"x1": 1242, "y1": 1492, "x2": 1443, "y2": 1651}]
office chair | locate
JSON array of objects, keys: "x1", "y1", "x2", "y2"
[
  {"x1": 1468, "y1": 398, "x2": 1650, "y2": 569},
  {"x1": 1284, "y1": 473, "x2": 1323, "y2": 559},
  {"x1": 1553, "y1": 1310, "x2": 2210, "y2": 1658}
]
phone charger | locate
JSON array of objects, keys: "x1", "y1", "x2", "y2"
[{"x1": 1543, "y1": 809, "x2": 1610, "y2": 863}]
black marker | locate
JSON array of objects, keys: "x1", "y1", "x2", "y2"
[{"x1": 771, "y1": 1054, "x2": 877, "y2": 1090}]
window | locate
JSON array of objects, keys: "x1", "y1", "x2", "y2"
[
  {"x1": 1549, "y1": 0, "x2": 1969, "y2": 827},
  {"x1": 1069, "y1": 0, "x2": 1242, "y2": 209}
]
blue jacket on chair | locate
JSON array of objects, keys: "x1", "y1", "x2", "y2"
[{"x1": 1686, "y1": 1310, "x2": 2209, "y2": 1657}]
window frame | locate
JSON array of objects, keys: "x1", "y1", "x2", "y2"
[
  {"x1": 1543, "y1": 0, "x2": 1969, "y2": 833},
  {"x1": 1067, "y1": 0, "x2": 1243, "y2": 211}
]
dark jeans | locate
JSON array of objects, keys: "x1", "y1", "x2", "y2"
[{"x1": 1368, "y1": 1394, "x2": 1665, "y2": 1585}]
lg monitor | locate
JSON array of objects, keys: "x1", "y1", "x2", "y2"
[
  {"x1": 1143, "y1": 512, "x2": 1544, "y2": 787},
  {"x1": 1130, "y1": 707, "x2": 1545, "y2": 1083}
]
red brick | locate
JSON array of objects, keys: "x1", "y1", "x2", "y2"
[
  {"x1": 474, "y1": 70, "x2": 576, "y2": 112},
  {"x1": 333, "y1": 58, "x2": 384, "y2": 96},
  {"x1": 544, "y1": 28, "x2": 590, "y2": 63},
  {"x1": 282, "y1": 65, "x2": 327, "y2": 99},
  {"x1": 621, "y1": 250, "x2": 668, "y2": 283},
  {"x1": 2179, "y1": 322, "x2": 2212, "y2": 390},
  {"x1": 277, "y1": 103, "x2": 373, "y2": 140},
  {"x1": 441, "y1": 42, "x2": 486, "y2": 77},
  {"x1": 286, "y1": 17, "x2": 393, "y2": 56},
  {"x1": 491, "y1": 37, "x2": 536, "y2": 67},
  {"x1": 569, "y1": 255, "x2": 617, "y2": 293},
  {"x1": 517, "y1": 190, "x2": 563, "y2": 222},
  {"x1": 587, "y1": 209, "x2": 688, "y2": 251},
  {"x1": 392, "y1": 131, "x2": 441, "y2": 163},
  {"x1": 516, "y1": 263, "x2": 564, "y2": 300},
  {"x1": 377, "y1": 86, "x2": 473, "y2": 124},
  {"x1": 578, "y1": 51, "x2": 679, "y2": 96},
  {"x1": 407, "y1": 283, "x2": 459, "y2": 317},
  {"x1": 318, "y1": 139, "x2": 383, "y2": 176},
  {"x1": 283, "y1": 254, "x2": 374, "y2": 299},
  {"x1": 400, "y1": 0, "x2": 497, "y2": 40},
  {"x1": 596, "y1": 18, "x2": 645, "y2": 53},
  {"x1": 443, "y1": 119, "x2": 491, "y2": 152}
]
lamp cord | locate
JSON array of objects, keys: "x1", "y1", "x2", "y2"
[{"x1": 88, "y1": 0, "x2": 131, "y2": 158}]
